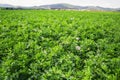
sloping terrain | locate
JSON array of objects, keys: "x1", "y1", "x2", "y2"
[{"x1": 0, "y1": 3, "x2": 120, "y2": 11}]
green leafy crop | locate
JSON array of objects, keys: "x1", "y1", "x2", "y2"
[{"x1": 0, "y1": 10, "x2": 120, "y2": 80}]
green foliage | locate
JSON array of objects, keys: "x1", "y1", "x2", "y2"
[{"x1": 0, "y1": 10, "x2": 120, "y2": 80}]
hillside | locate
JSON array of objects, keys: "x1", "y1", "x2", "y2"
[{"x1": 0, "y1": 3, "x2": 120, "y2": 11}]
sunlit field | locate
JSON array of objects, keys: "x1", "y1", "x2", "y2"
[{"x1": 0, "y1": 10, "x2": 120, "y2": 80}]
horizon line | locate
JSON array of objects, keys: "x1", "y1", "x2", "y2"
[{"x1": 0, "y1": 3, "x2": 120, "y2": 9}]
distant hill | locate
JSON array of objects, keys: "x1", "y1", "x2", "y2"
[
  {"x1": 0, "y1": 4, "x2": 14, "y2": 7},
  {"x1": 37, "y1": 3, "x2": 80, "y2": 9},
  {"x1": 0, "y1": 3, "x2": 120, "y2": 11},
  {"x1": 30, "y1": 3, "x2": 120, "y2": 11},
  {"x1": 37, "y1": 3, "x2": 119, "y2": 11}
]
